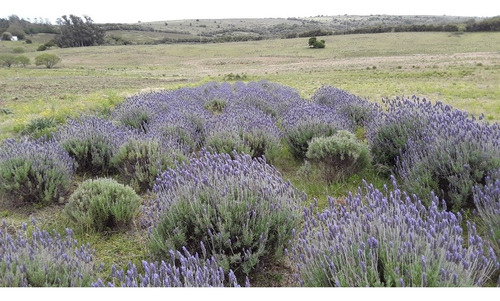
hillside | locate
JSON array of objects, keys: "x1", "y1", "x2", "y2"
[{"x1": 102, "y1": 15, "x2": 477, "y2": 44}]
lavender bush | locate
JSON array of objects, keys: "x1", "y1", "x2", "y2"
[
  {"x1": 145, "y1": 150, "x2": 305, "y2": 277},
  {"x1": 282, "y1": 102, "x2": 354, "y2": 160},
  {"x1": 312, "y1": 86, "x2": 380, "y2": 127},
  {"x1": 205, "y1": 104, "x2": 282, "y2": 160},
  {"x1": 395, "y1": 100, "x2": 500, "y2": 211},
  {"x1": 0, "y1": 220, "x2": 100, "y2": 287},
  {"x1": 63, "y1": 178, "x2": 141, "y2": 233},
  {"x1": 93, "y1": 247, "x2": 248, "y2": 287},
  {"x1": 111, "y1": 136, "x2": 187, "y2": 193},
  {"x1": 56, "y1": 116, "x2": 131, "y2": 175},
  {"x1": 290, "y1": 178, "x2": 499, "y2": 287},
  {"x1": 366, "y1": 96, "x2": 429, "y2": 169},
  {"x1": 111, "y1": 93, "x2": 169, "y2": 132},
  {"x1": 0, "y1": 137, "x2": 75, "y2": 205},
  {"x1": 474, "y1": 169, "x2": 500, "y2": 253}
]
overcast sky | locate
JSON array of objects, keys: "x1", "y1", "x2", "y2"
[{"x1": 3, "y1": 0, "x2": 499, "y2": 24}]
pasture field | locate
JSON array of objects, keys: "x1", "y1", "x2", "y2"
[{"x1": 0, "y1": 31, "x2": 500, "y2": 287}]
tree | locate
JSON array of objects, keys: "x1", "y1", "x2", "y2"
[
  {"x1": 0, "y1": 54, "x2": 17, "y2": 67},
  {"x1": 55, "y1": 15, "x2": 105, "y2": 47},
  {"x1": 35, "y1": 53, "x2": 61, "y2": 68},
  {"x1": 1, "y1": 31, "x2": 13, "y2": 41},
  {"x1": 308, "y1": 37, "x2": 326, "y2": 49},
  {"x1": 15, "y1": 55, "x2": 30, "y2": 67}
]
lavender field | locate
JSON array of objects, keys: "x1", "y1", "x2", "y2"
[{"x1": 0, "y1": 81, "x2": 499, "y2": 287}]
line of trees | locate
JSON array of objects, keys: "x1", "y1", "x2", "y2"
[{"x1": 55, "y1": 15, "x2": 105, "y2": 47}]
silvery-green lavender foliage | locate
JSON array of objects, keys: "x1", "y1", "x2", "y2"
[
  {"x1": 473, "y1": 169, "x2": 500, "y2": 255},
  {"x1": 312, "y1": 86, "x2": 381, "y2": 127},
  {"x1": 55, "y1": 116, "x2": 132, "y2": 175},
  {"x1": 290, "y1": 178, "x2": 499, "y2": 287},
  {"x1": 63, "y1": 178, "x2": 142, "y2": 233},
  {"x1": 0, "y1": 220, "x2": 100, "y2": 287},
  {"x1": 306, "y1": 130, "x2": 371, "y2": 182},
  {"x1": 205, "y1": 104, "x2": 282, "y2": 160},
  {"x1": 366, "y1": 96, "x2": 430, "y2": 169},
  {"x1": 232, "y1": 80, "x2": 304, "y2": 117},
  {"x1": 282, "y1": 101, "x2": 354, "y2": 160},
  {"x1": 111, "y1": 134, "x2": 188, "y2": 193},
  {"x1": 145, "y1": 150, "x2": 305, "y2": 277},
  {"x1": 394, "y1": 99, "x2": 500, "y2": 211},
  {"x1": 93, "y1": 247, "x2": 248, "y2": 287},
  {"x1": 111, "y1": 93, "x2": 169, "y2": 132},
  {"x1": 0, "y1": 137, "x2": 75, "y2": 205}
]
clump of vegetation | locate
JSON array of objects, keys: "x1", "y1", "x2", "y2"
[
  {"x1": 0, "y1": 138, "x2": 75, "y2": 205},
  {"x1": 291, "y1": 179, "x2": 499, "y2": 287},
  {"x1": 308, "y1": 37, "x2": 325, "y2": 48},
  {"x1": 111, "y1": 137, "x2": 187, "y2": 193},
  {"x1": 0, "y1": 220, "x2": 100, "y2": 287},
  {"x1": 203, "y1": 99, "x2": 227, "y2": 115},
  {"x1": 56, "y1": 116, "x2": 130, "y2": 176},
  {"x1": 35, "y1": 53, "x2": 61, "y2": 69},
  {"x1": 93, "y1": 248, "x2": 247, "y2": 287},
  {"x1": 306, "y1": 130, "x2": 371, "y2": 182},
  {"x1": 21, "y1": 116, "x2": 59, "y2": 139},
  {"x1": 63, "y1": 178, "x2": 141, "y2": 233},
  {"x1": 146, "y1": 150, "x2": 304, "y2": 279}
]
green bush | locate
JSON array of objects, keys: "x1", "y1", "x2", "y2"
[
  {"x1": 14, "y1": 55, "x2": 30, "y2": 67},
  {"x1": 111, "y1": 137, "x2": 187, "y2": 193},
  {"x1": 0, "y1": 138, "x2": 75, "y2": 205},
  {"x1": 35, "y1": 53, "x2": 61, "y2": 68},
  {"x1": 285, "y1": 122, "x2": 337, "y2": 161},
  {"x1": 306, "y1": 130, "x2": 371, "y2": 182},
  {"x1": 369, "y1": 117, "x2": 423, "y2": 169},
  {"x1": 148, "y1": 151, "x2": 304, "y2": 278},
  {"x1": 204, "y1": 99, "x2": 227, "y2": 115},
  {"x1": 63, "y1": 178, "x2": 141, "y2": 233},
  {"x1": 21, "y1": 116, "x2": 59, "y2": 139},
  {"x1": 12, "y1": 47, "x2": 25, "y2": 54},
  {"x1": 56, "y1": 117, "x2": 129, "y2": 176}
]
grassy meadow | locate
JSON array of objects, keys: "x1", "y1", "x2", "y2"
[{"x1": 0, "y1": 31, "x2": 500, "y2": 287}]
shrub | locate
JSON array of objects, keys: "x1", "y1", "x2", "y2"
[
  {"x1": 204, "y1": 99, "x2": 227, "y2": 115},
  {"x1": 56, "y1": 116, "x2": 130, "y2": 175},
  {"x1": 366, "y1": 96, "x2": 430, "y2": 169},
  {"x1": 111, "y1": 94, "x2": 169, "y2": 132},
  {"x1": 306, "y1": 130, "x2": 371, "y2": 182},
  {"x1": 282, "y1": 102, "x2": 353, "y2": 161},
  {"x1": 312, "y1": 86, "x2": 380, "y2": 127},
  {"x1": 0, "y1": 54, "x2": 16, "y2": 68},
  {"x1": 21, "y1": 116, "x2": 58, "y2": 139},
  {"x1": 145, "y1": 150, "x2": 304, "y2": 278},
  {"x1": 473, "y1": 169, "x2": 500, "y2": 255},
  {"x1": 395, "y1": 102, "x2": 500, "y2": 211},
  {"x1": 111, "y1": 137, "x2": 187, "y2": 193},
  {"x1": 0, "y1": 138, "x2": 75, "y2": 205},
  {"x1": 290, "y1": 178, "x2": 499, "y2": 287},
  {"x1": 63, "y1": 178, "x2": 141, "y2": 233},
  {"x1": 35, "y1": 53, "x2": 61, "y2": 68},
  {"x1": 93, "y1": 248, "x2": 248, "y2": 287},
  {"x1": 14, "y1": 55, "x2": 30, "y2": 67},
  {"x1": 205, "y1": 105, "x2": 282, "y2": 160},
  {"x1": 0, "y1": 220, "x2": 99, "y2": 287},
  {"x1": 12, "y1": 47, "x2": 25, "y2": 54}
]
